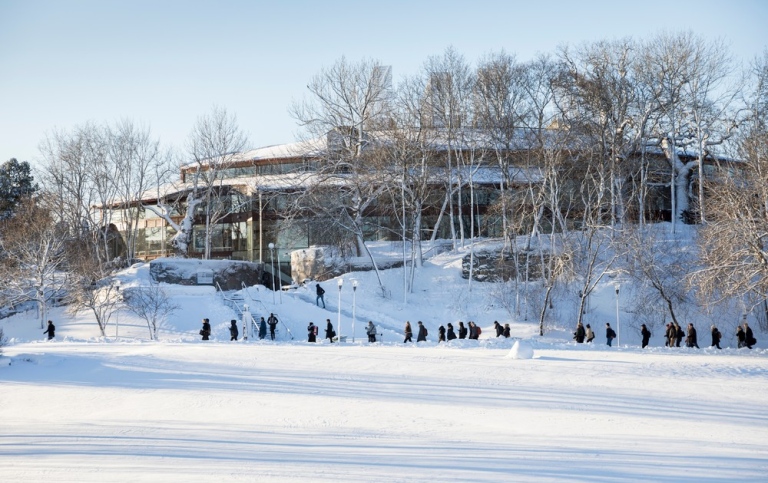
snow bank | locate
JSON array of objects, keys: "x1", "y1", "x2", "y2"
[{"x1": 507, "y1": 339, "x2": 534, "y2": 359}]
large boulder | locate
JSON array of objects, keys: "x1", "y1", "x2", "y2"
[{"x1": 149, "y1": 258, "x2": 262, "y2": 290}]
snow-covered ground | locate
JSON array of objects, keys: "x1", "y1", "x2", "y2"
[{"x1": 2, "y1": 236, "x2": 767, "y2": 482}]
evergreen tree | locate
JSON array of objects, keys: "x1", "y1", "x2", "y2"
[{"x1": 0, "y1": 158, "x2": 38, "y2": 219}]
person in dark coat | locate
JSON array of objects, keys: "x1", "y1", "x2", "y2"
[
  {"x1": 494, "y1": 321, "x2": 503, "y2": 337},
  {"x1": 403, "y1": 321, "x2": 413, "y2": 343},
  {"x1": 736, "y1": 326, "x2": 746, "y2": 348},
  {"x1": 446, "y1": 323, "x2": 457, "y2": 340},
  {"x1": 458, "y1": 321, "x2": 468, "y2": 339},
  {"x1": 43, "y1": 320, "x2": 55, "y2": 340},
  {"x1": 744, "y1": 322, "x2": 756, "y2": 349},
  {"x1": 503, "y1": 323, "x2": 511, "y2": 338},
  {"x1": 573, "y1": 322, "x2": 585, "y2": 343},
  {"x1": 438, "y1": 325, "x2": 446, "y2": 342},
  {"x1": 710, "y1": 325, "x2": 722, "y2": 349},
  {"x1": 605, "y1": 323, "x2": 616, "y2": 346},
  {"x1": 366, "y1": 321, "x2": 377, "y2": 343},
  {"x1": 674, "y1": 322, "x2": 684, "y2": 347},
  {"x1": 258, "y1": 317, "x2": 267, "y2": 339},
  {"x1": 267, "y1": 313, "x2": 278, "y2": 340},
  {"x1": 416, "y1": 321, "x2": 428, "y2": 342},
  {"x1": 640, "y1": 324, "x2": 651, "y2": 348},
  {"x1": 308, "y1": 322, "x2": 317, "y2": 343},
  {"x1": 229, "y1": 320, "x2": 239, "y2": 341},
  {"x1": 585, "y1": 324, "x2": 594, "y2": 343},
  {"x1": 685, "y1": 323, "x2": 699, "y2": 348},
  {"x1": 468, "y1": 321, "x2": 478, "y2": 340},
  {"x1": 664, "y1": 323, "x2": 673, "y2": 347},
  {"x1": 200, "y1": 318, "x2": 211, "y2": 341},
  {"x1": 325, "y1": 319, "x2": 335, "y2": 343},
  {"x1": 316, "y1": 283, "x2": 326, "y2": 308}
]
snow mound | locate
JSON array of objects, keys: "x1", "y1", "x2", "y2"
[{"x1": 507, "y1": 340, "x2": 534, "y2": 359}]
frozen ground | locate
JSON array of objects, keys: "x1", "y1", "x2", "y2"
[{"x1": 1, "y1": 236, "x2": 767, "y2": 482}]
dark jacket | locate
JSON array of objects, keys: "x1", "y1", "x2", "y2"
[
  {"x1": 686, "y1": 325, "x2": 699, "y2": 348},
  {"x1": 745, "y1": 325, "x2": 756, "y2": 348},
  {"x1": 201, "y1": 321, "x2": 211, "y2": 340},
  {"x1": 44, "y1": 322, "x2": 55, "y2": 339},
  {"x1": 438, "y1": 325, "x2": 446, "y2": 342},
  {"x1": 258, "y1": 318, "x2": 267, "y2": 339},
  {"x1": 446, "y1": 324, "x2": 457, "y2": 340},
  {"x1": 229, "y1": 321, "x2": 239, "y2": 341},
  {"x1": 503, "y1": 325, "x2": 511, "y2": 338},
  {"x1": 711, "y1": 327, "x2": 721, "y2": 347},
  {"x1": 308, "y1": 323, "x2": 317, "y2": 342},
  {"x1": 417, "y1": 324, "x2": 428, "y2": 342},
  {"x1": 325, "y1": 321, "x2": 335, "y2": 341},
  {"x1": 458, "y1": 323, "x2": 467, "y2": 339},
  {"x1": 641, "y1": 326, "x2": 651, "y2": 347},
  {"x1": 494, "y1": 322, "x2": 503, "y2": 337},
  {"x1": 574, "y1": 324, "x2": 585, "y2": 343}
]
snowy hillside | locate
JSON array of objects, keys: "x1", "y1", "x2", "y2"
[{"x1": 1, "y1": 229, "x2": 767, "y2": 482}]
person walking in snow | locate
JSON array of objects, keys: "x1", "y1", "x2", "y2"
[
  {"x1": 674, "y1": 321, "x2": 684, "y2": 347},
  {"x1": 458, "y1": 321, "x2": 467, "y2": 339},
  {"x1": 494, "y1": 321, "x2": 503, "y2": 337},
  {"x1": 685, "y1": 323, "x2": 699, "y2": 348},
  {"x1": 438, "y1": 325, "x2": 446, "y2": 342},
  {"x1": 43, "y1": 320, "x2": 55, "y2": 340},
  {"x1": 605, "y1": 323, "x2": 616, "y2": 347},
  {"x1": 267, "y1": 313, "x2": 278, "y2": 340},
  {"x1": 573, "y1": 322, "x2": 585, "y2": 343},
  {"x1": 736, "y1": 325, "x2": 746, "y2": 348},
  {"x1": 446, "y1": 323, "x2": 457, "y2": 340},
  {"x1": 503, "y1": 323, "x2": 511, "y2": 338},
  {"x1": 366, "y1": 321, "x2": 377, "y2": 343},
  {"x1": 403, "y1": 321, "x2": 413, "y2": 343},
  {"x1": 200, "y1": 318, "x2": 211, "y2": 341},
  {"x1": 229, "y1": 320, "x2": 239, "y2": 341},
  {"x1": 308, "y1": 322, "x2": 317, "y2": 343},
  {"x1": 710, "y1": 325, "x2": 722, "y2": 349},
  {"x1": 640, "y1": 324, "x2": 651, "y2": 348},
  {"x1": 585, "y1": 324, "x2": 594, "y2": 343},
  {"x1": 664, "y1": 323, "x2": 673, "y2": 347},
  {"x1": 743, "y1": 321, "x2": 756, "y2": 349},
  {"x1": 316, "y1": 283, "x2": 326, "y2": 308},
  {"x1": 468, "y1": 321, "x2": 479, "y2": 340},
  {"x1": 258, "y1": 317, "x2": 267, "y2": 339},
  {"x1": 416, "y1": 321, "x2": 428, "y2": 342},
  {"x1": 325, "y1": 319, "x2": 335, "y2": 343}
]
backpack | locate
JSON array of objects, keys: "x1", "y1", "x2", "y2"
[
  {"x1": 313, "y1": 326, "x2": 319, "y2": 336},
  {"x1": 677, "y1": 327, "x2": 684, "y2": 338},
  {"x1": 476, "y1": 327, "x2": 482, "y2": 336}
]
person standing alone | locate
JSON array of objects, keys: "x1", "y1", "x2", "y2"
[
  {"x1": 605, "y1": 323, "x2": 616, "y2": 347},
  {"x1": 640, "y1": 324, "x2": 651, "y2": 348},
  {"x1": 316, "y1": 283, "x2": 325, "y2": 308},
  {"x1": 43, "y1": 320, "x2": 55, "y2": 340},
  {"x1": 267, "y1": 313, "x2": 278, "y2": 340}
]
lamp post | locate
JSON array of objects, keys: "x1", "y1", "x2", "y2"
[
  {"x1": 114, "y1": 280, "x2": 120, "y2": 340},
  {"x1": 243, "y1": 304, "x2": 249, "y2": 341},
  {"x1": 614, "y1": 283, "x2": 620, "y2": 347},
  {"x1": 337, "y1": 278, "x2": 343, "y2": 343},
  {"x1": 352, "y1": 279, "x2": 358, "y2": 343},
  {"x1": 268, "y1": 242, "x2": 276, "y2": 304}
]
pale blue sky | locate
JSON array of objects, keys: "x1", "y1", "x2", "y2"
[{"x1": 1, "y1": 0, "x2": 766, "y2": 167}]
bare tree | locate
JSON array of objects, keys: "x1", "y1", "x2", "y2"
[
  {"x1": 185, "y1": 106, "x2": 248, "y2": 259},
  {"x1": 290, "y1": 57, "x2": 394, "y2": 292},
  {"x1": 123, "y1": 283, "x2": 179, "y2": 340},
  {"x1": 0, "y1": 196, "x2": 69, "y2": 329}
]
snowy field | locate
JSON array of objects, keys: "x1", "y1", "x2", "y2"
[{"x1": 2, "y1": 239, "x2": 767, "y2": 482}]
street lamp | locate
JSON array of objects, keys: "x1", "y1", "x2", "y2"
[
  {"x1": 243, "y1": 304, "x2": 249, "y2": 341},
  {"x1": 114, "y1": 280, "x2": 120, "y2": 340},
  {"x1": 614, "y1": 283, "x2": 620, "y2": 347},
  {"x1": 268, "y1": 242, "x2": 276, "y2": 304},
  {"x1": 352, "y1": 279, "x2": 358, "y2": 343},
  {"x1": 337, "y1": 278, "x2": 343, "y2": 343}
]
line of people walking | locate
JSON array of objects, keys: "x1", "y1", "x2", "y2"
[{"x1": 571, "y1": 320, "x2": 757, "y2": 349}]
